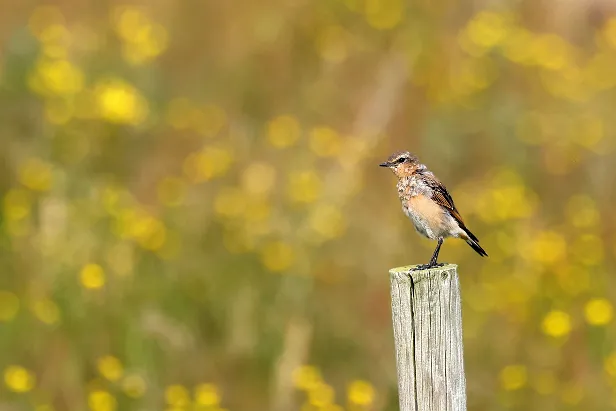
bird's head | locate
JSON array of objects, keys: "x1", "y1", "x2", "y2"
[{"x1": 379, "y1": 151, "x2": 425, "y2": 178}]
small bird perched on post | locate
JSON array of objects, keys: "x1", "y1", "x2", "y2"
[{"x1": 380, "y1": 151, "x2": 487, "y2": 269}]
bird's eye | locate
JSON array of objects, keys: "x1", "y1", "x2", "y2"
[{"x1": 396, "y1": 157, "x2": 406, "y2": 164}]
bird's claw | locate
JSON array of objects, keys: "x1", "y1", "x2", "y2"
[{"x1": 412, "y1": 262, "x2": 445, "y2": 271}]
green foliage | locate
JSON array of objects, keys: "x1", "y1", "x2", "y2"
[{"x1": 0, "y1": 1, "x2": 615, "y2": 410}]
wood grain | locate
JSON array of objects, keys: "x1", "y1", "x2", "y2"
[{"x1": 389, "y1": 264, "x2": 467, "y2": 411}]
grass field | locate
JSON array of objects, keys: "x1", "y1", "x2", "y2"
[{"x1": 1, "y1": 1, "x2": 616, "y2": 410}]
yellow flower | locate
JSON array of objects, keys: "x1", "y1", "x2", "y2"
[
  {"x1": 194, "y1": 383, "x2": 220, "y2": 406},
  {"x1": 183, "y1": 147, "x2": 234, "y2": 183},
  {"x1": 260, "y1": 241, "x2": 295, "y2": 272},
  {"x1": 530, "y1": 34, "x2": 571, "y2": 70},
  {"x1": 3, "y1": 189, "x2": 32, "y2": 221},
  {"x1": 29, "y1": 58, "x2": 84, "y2": 96},
  {"x1": 134, "y1": 216, "x2": 167, "y2": 251},
  {"x1": 542, "y1": 310, "x2": 571, "y2": 338},
  {"x1": 585, "y1": 298, "x2": 613, "y2": 326},
  {"x1": 165, "y1": 384, "x2": 190, "y2": 407},
  {"x1": 80, "y1": 264, "x2": 105, "y2": 289},
  {"x1": 88, "y1": 390, "x2": 117, "y2": 411},
  {"x1": 4, "y1": 365, "x2": 35, "y2": 393},
  {"x1": 0, "y1": 291, "x2": 20, "y2": 322},
  {"x1": 121, "y1": 374, "x2": 147, "y2": 398},
  {"x1": 287, "y1": 170, "x2": 321, "y2": 203},
  {"x1": 112, "y1": 6, "x2": 149, "y2": 40},
  {"x1": 117, "y1": 209, "x2": 167, "y2": 251},
  {"x1": 267, "y1": 115, "x2": 300, "y2": 148},
  {"x1": 111, "y1": 6, "x2": 169, "y2": 65},
  {"x1": 30, "y1": 298, "x2": 60, "y2": 325},
  {"x1": 308, "y1": 383, "x2": 334, "y2": 407},
  {"x1": 364, "y1": 0, "x2": 404, "y2": 30},
  {"x1": 293, "y1": 366, "x2": 321, "y2": 391},
  {"x1": 500, "y1": 365, "x2": 527, "y2": 391},
  {"x1": 347, "y1": 380, "x2": 375, "y2": 405},
  {"x1": 502, "y1": 27, "x2": 535, "y2": 63},
  {"x1": 97, "y1": 356, "x2": 123, "y2": 382},
  {"x1": 529, "y1": 231, "x2": 566, "y2": 264},
  {"x1": 121, "y1": 25, "x2": 168, "y2": 65},
  {"x1": 465, "y1": 11, "x2": 508, "y2": 49},
  {"x1": 93, "y1": 78, "x2": 148, "y2": 125},
  {"x1": 19, "y1": 158, "x2": 53, "y2": 191}
]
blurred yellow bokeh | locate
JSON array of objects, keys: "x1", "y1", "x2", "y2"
[
  {"x1": 585, "y1": 298, "x2": 613, "y2": 326},
  {"x1": 165, "y1": 385, "x2": 190, "y2": 407},
  {"x1": 347, "y1": 380, "x2": 375, "y2": 405},
  {"x1": 88, "y1": 390, "x2": 116, "y2": 411},
  {"x1": 4, "y1": 366, "x2": 35, "y2": 393},
  {"x1": 121, "y1": 374, "x2": 147, "y2": 398},
  {"x1": 542, "y1": 310, "x2": 572, "y2": 338},
  {"x1": 80, "y1": 264, "x2": 106, "y2": 289},
  {"x1": 500, "y1": 365, "x2": 527, "y2": 391},
  {"x1": 97, "y1": 356, "x2": 123, "y2": 382},
  {"x1": 1, "y1": 1, "x2": 616, "y2": 410}
]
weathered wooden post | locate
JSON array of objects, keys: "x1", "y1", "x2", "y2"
[{"x1": 389, "y1": 264, "x2": 467, "y2": 411}]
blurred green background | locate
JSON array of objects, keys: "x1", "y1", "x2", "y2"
[{"x1": 1, "y1": 0, "x2": 615, "y2": 410}]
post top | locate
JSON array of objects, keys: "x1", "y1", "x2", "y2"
[{"x1": 389, "y1": 263, "x2": 458, "y2": 284}]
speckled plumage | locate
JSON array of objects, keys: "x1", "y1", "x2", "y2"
[
  {"x1": 398, "y1": 173, "x2": 462, "y2": 240},
  {"x1": 380, "y1": 151, "x2": 487, "y2": 267}
]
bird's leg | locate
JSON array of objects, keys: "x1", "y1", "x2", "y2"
[
  {"x1": 426, "y1": 238, "x2": 445, "y2": 268},
  {"x1": 413, "y1": 238, "x2": 445, "y2": 270}
]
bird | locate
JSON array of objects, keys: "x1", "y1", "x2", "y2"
[{"x1": 379, "y1": 151, "x2": 487, "y2": 269}]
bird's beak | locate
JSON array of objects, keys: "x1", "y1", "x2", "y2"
[{"x1": 379, "y1": 162, "x2": 389, "y2": 167}]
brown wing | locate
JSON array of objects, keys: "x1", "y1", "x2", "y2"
[
  {"x1": 421, "y1": 171, "x2": 483, "y2": 245},
  {"x1": 421, "y1": 173, "x2": 465, "y2": 226}
]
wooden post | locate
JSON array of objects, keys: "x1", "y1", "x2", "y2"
[{"x1": 389, "y1": 264, "x2": 467, "y2": 411}]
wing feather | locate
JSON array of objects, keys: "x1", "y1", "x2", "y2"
[
  {"x1": 421, "y1": 173, "x2": 464, "y2": 225},
  {"x1": 419, "y1": 172, "x2": 483, "y2": 245}
]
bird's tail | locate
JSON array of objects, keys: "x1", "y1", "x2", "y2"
[{"x1": 461, "y1": 227, "x2": 488, "y2": 257}]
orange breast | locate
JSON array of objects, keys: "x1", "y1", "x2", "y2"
[{"x1": 408, "y1": 194, "x2": 444, "y2": 225}]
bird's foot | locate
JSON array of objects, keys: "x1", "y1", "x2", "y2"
[{"x1": 412, "y1": 262, "x2": 445, "y2": 271}]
